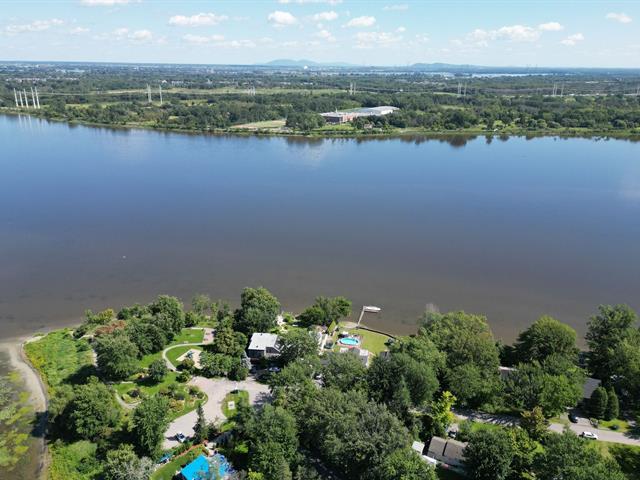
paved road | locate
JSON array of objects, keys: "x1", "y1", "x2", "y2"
[
  {"x1": 453, "y1": 410, "x2": 640, "y2": 446},
  {"x1": 163, "y1": 376, "x2": 271, "y2": 449}
]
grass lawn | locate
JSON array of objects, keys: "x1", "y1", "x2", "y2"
[
  {"x1": 233, "y1": 119, "x2": 286, "y2": 129},
  {"x1": 350, "y1": 328, "x2": 392, "y2": 355},
  {"x1": 138, "y1": 328, "x2": 205, "y2": 369},
  {"x1": 598, "y1": 418, "x2": 632, "y2": 433},
  {"x1": 24, "y1": 330, "x2": 94, "y2": 394},
  {"x1": 49, "y1": 440, "x2": 102, "y2": 480},
  {"x1": 222, "y1": 390, "x2": 249, "y2": 418},
  {"x1": 166, "y1": 345, "x2": 203, "y2": 368},
  {"x1": 152, "y1": 446, "x2": 205, "y2": 480}
]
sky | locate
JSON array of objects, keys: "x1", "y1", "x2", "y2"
[{"x1": 1, "y1": 0, "x2": 639, "y2": 67}]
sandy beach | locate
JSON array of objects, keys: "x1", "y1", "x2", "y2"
[{"x1": 0, "y1": 336, "x2": 49, "y2": 479}]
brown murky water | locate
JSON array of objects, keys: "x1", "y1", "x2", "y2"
[{"x1": 1, "y1": 115, "x2": 639, "y2": 344}]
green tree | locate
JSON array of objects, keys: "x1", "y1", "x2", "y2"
[
  {"x1": 509, "y1": 428, "x2": 536, "y2": 480},
  {"x1": 534, "y1": 430, "x2": 625, "y2": 480},
  {"x1": 269, "y1": 357, "x2": 320, "y2": 414},
  {"x1": 514, "y1": 315, "x2": 578, "y2": 363},
  {"x1": 199, "y1": 352, "x2": 234, "y2": 377},
  {"x1": 148, "y1": 358, "x2": 168, "y2": 384},
  {"x1": 428, "y1": 391, "x2": 457, "y2": 436},
  {"x1": 586, "y1": 304, "x2": 638, "y2": 382},
  {"x1": 235, "y1": 287, "x2": 280, "y2": 335},
  {"x1": 298, "y1": 296, "x2": 352, "y2": 327},
  {"x1": 67, "y1": 377, "x2": 120, "y2": 440},
  {"x1": 464, "y1": 428, "x2": 515, "y2": 480},
  {"x1": 279, "y1": 328, "x2": 318, "y2": 365},
  {"x1": 605, "y1": 388, "x2": 619, "y2": 420},
  {"x1": 211, "y1": 320, "x2": 246, "y2": 357},
  {"x1": 131, "y1": 395, "x2": 170, "y2": 458},
  {"x1": 373, "y1": 449, "x2": 437, "y2": 480},
  {"x1": 191, "y1": 293, "x2": 212, "y2": 317},
  {"x1": 193, "y1": 402, "x2": 207, "y2": 443},
  {"x1": 95, "y1": 331, "x2": 139, "y2": 380},
  {"x1": 103, "y1": 444, "x2": 154, "y2": 480},
  {"x1": 246, "y1": 405, "x2": 298, "y2": 480},
  {"x1": 126, "y1": 320, "x2": 168, "y2": 355},
  {"x1": 148, "y1": 295, "x2": 185, "y2": 335},
  {"x1": 322, "y1": 351, "x2": 368, "y2": 392},
  {"x1": 590, "y1": 386, "x2": 608, "y2": 419},
  {"x1": 520, "y1": 406, "x2": 548, "y2": 441}
]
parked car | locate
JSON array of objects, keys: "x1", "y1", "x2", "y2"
[
  {"x1": 268, "y1": 366, "x2": 281, "y2": 373},
  {"x1": 175, "y1": 431, "x2": 187, "y2": 443},
  {"x1": 569, "y1": 412, "x2": 579, "y2": 423},
  {"x1": 580, "y1": 431, "x2": 598, "y2": 440}
]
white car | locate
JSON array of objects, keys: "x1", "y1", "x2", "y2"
[
  {"x1": 580, "y1": 431, "x2": 598, "y2": 440},
  {"x1": 175, "y1": 431, "x2": 187, "y2": 443}
]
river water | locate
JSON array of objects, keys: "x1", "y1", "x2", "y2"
[{"x1": 1, "y1": 114, "x2": 639, "y2": 343}]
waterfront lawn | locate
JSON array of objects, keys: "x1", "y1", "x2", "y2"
[
  {"x1": 24, "y1": 330, "x2": 94, "y2": 394},
  {"x1": 351, "y1": 328, "x2": 392, "y2": 355}
]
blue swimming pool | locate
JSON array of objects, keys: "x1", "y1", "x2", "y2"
[{"x1": 338, "y1": 337, "x2": 360, "y2": 346}]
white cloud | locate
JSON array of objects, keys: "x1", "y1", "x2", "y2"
[
  {"x1": 383, "y1": 4, "x2": 409, "y2": 11},
  {"x1": 169, "y1": 13, "x2": 229, "y2": 27},
  {"x1": 538, "y1": 22, "x2": 564, "y2": 31},
  {"x1": 129, "y1": 29, "x2": 152, "y2": 41},
  {"x1": 268, "y1": 10, "x2": 298, "y2": 27},
  {"x1": 80, "y1": 0, "x2": 139, "y2": 5},
  {"x1": 354, "y1": 31, "x2": 402, "y2": 48},
  {"x1": 561, "y1": 33, "x2": 584, "y2": 46},
  {"x1": 5, "y1": 19, "x2": 63, "y2": 35},
  {"x1": 345, "y1": 16, "x2": 376, "y2": 28},
  {"x1": 69, "y1": 26, "x2": 90, "y2": 35},
  {"x1": 464, "y1": 24, "x2": 540, "y2": 46},
  {"x1": 312, "y1": 11, "x2": 338, "y2": 22},
  {"x1": 315, "y1": 29, "x2": 336, "y2": 42},
  {"x1": 606, "y1": 12, "x2": 632, "y2": 24},
  {"x1": 396, "y1": 26, "x2": 406, "y2": 33},
  {"x1": 183, "y1": 33, "x2": 225, "y2": 44}
]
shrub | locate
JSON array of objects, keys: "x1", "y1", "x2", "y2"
[{"x1": 177, "y1": 371, "x2": 191, "y2": 383}]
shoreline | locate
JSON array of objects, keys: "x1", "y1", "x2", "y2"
[
  {"x1": 2, "y1": 110, "x2": 640, "y2": 142},
  {"x1": 0, "y1": 335, "x2": 50, "y2": 480}
]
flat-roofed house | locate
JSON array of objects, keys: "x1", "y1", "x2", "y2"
[{"x1": 247, "y1": 333, "x2": 281, "y2": 359}]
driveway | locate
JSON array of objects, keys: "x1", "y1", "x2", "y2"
[
  {"x1": 453, "y1": 409, "x2": 640, "y2": 447},
  {"x1": 163, "y1": 376, "x2": 271, "y2": 449}
]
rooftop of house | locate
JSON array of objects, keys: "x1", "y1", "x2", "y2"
[
  {"x1": 583, "y1": 377, "x2": 601, "y2": 399},
  {"x1": 248, "y1": 332, "x2": 280, "y2": 351}
]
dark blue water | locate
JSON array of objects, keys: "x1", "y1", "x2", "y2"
[{"x1": 1, "y1": 114, "x2": 639, "y2": 340}]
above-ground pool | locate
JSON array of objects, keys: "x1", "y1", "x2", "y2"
[{"x1": 339, "y1": 337, "x2": 360, "y2": 346}]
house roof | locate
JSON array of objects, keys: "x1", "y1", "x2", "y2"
[
  {"x1": 427, "y1": 436, "x2": 447, "y2": 458},
  {"x1": 583, "y1": 377, "x2": 601, "y2": 399},
  {"x1": 248, "y1": 333, "x2": 280, "y2": 351},
  {"x1": 180, "y1": 454, "x2": 209, "y2": 480},
  {"x1": 443, "y1": 439, "x2": 467, "y2": 462}
]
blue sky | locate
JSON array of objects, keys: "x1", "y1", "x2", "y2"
[{"x1": 1, "y1": 0, "x2": 639, "y2": 67}]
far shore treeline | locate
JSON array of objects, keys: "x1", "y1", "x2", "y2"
[
  {"x1": 17, "y1": 286, "x2": 640, "y2": 480},
  {"x1": 2, "y1": 63, "x2": 640, "y2": 139}
]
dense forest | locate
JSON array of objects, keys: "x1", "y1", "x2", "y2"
[
  {"x1": 23, "y1": 285, "x2": 640, "y2": 480},
  {"x1": 1, "y1": 62, "x2": 640, "y2": 136}
]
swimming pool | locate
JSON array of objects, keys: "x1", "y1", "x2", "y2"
[{"x1": 338, "y1": 337, "x2": 360, "y2": 346}]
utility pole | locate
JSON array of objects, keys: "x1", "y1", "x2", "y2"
[
  {"x1": 35, "y1": 87, "x2": 40, "y2": 108},
  {"x1": 30, "y1": 87, "x2": 36, "y2": 108},
  {"x1": 147, "y1": 84, "x2": 152, "y2": 103},
  {"x1": 463, "y1": 83, "x2": 467, "y2": 98},
  {"x1": 158, "y1": 84, "x2": 163, "y2": 105},
  {"x1": 560, "y1": 84, "x2": 564, "y2": 97},
  {"x1": 23, "y1": 89, "x2": 29, "y2": 108},
  {"x1": 14, "y1": 88, "x2": 19, "y2": 108}
]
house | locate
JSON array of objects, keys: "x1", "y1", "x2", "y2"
[
  {"x1": 583, "y1": 377, "x2": 601, "y2": 400},
  {"x1": 427, "y1": 436, "x2": 467, "y2": 469},
  {"x1": 180, "y1": 454, "x2": 209, "y2": 480},
  {"x1": 247, "y1": 333, "x2": 281, "y2": 359}
]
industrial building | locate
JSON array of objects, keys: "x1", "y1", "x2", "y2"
[{"x1": 321, "y1": 106, "x2": 399, "y2": 124}]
